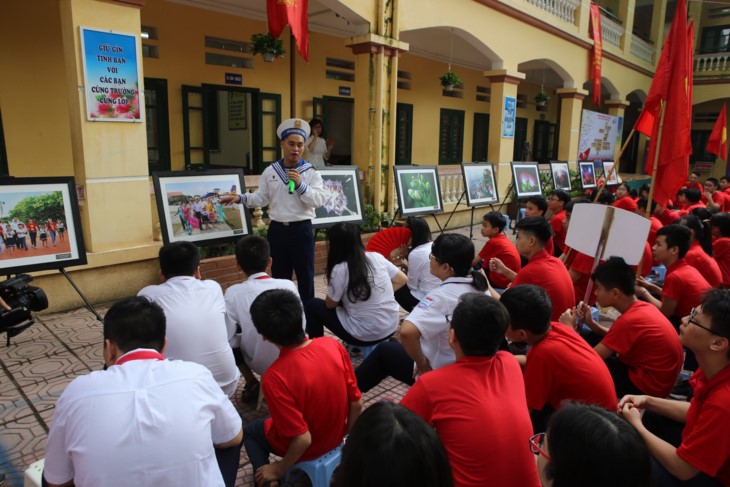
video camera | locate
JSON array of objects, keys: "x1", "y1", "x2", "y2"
[{"x1": 0, "y1": 274, "x2": 48, "y2": 345}]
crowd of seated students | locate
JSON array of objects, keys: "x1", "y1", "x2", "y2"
[{"x1": 42, "y1": 175, "x2": 730, "y2": 487}]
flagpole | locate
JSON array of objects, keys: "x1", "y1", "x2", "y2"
[
  {"x1": 592, "y1": 128, "x2": 636, "y2": 203},
  {"x1": 290, "y1": 33, "x2": 296, "y2": 118},
  {"x1": 645, "y1": 101, "x2": 668, "y2": 219}
]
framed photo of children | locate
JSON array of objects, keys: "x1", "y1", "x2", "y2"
[
  {"x1": 511, "y1": 162, "x2": 542, "y2": 198},
  {"x1": 393, "y1": 166, "x2": 444, "y2": 217},
  {"x1": 0, "y1": 177, "x2": 87, "y2": 275},
  {"x1": 602, "y1": 161, "x2": 619, "y2": 186},
  {"x1": 549, "y1": 161, "x2": 572, "y2": 192},
  {"x1": 312, "y1": 167, "x2": 365, "y2": 229},
  {"x1": 461, "y1": 163, "x2": 499, "y2": 207},
  {"x1": 579, "y1": 161, "x2": 597, "y2": 189},
  {"x1": 152, "y1": 169, "x2": 251, "y2": 246}
]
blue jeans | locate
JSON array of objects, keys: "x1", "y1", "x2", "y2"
[{"x1": 244, "y1": 418, "x2": 279, "y2": 476}]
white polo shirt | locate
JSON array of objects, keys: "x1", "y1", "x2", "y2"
[
  {"x1": 138, "y1": 276, "x2": 240, "y2": 397},
  {"x1": 407, "y1": 277, "x2": 491, "y2": 370},
  {"x1": 406, "y1": 242, "x2": 441, "y2": 301},
  {"x1": 225, "y1": 273, "x2": 305, "y2": 375},
  {"x1": 44, "y1": 351, "x2": 242, "y2": 487},
  {"x1": 328, "y1": 252, "x2": 401, "y2": 341}
]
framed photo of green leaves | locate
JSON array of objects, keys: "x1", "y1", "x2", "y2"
[{"x1": 393, "y1": 166, "x2": 444, "y2": 216}]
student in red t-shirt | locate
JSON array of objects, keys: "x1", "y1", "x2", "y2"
[
  {"x1": 720, "y1": 176, "x2": 730, "y2": 195},
  {"x1": 636, "y1": 225, "x2": 712, "y2": 324},
  {"x1": 522, "y1": 195, "x2": 555, "y2": 257},
  {"x1": 710, "y1": 213, "x2": 730, "y2": 288},
  {"x1": 679, "y1": 188, "x2": 706, "y2": 217},
  {"x1": 243, "y1": 289, "x2": 363, "y2": 486},
  {"x1": 636, "y1": 198, "x2": 663, "y2": 249},
  {"x1": 620, "y1": 289, "x2": 730, "y2": 486},
  {"x1": 491, "y1": 217, "x2": 575, "y2": 321},
  {"x1": 678, "y1": 215, "x2": 722, "y2": 288},
  {"x1": 473, "y1": 211, "x2": 520, "y2": 290},
  {"x1": 547, "y1": 189, "x2": 570, "y2": 257},
  {"x1": 400, "y1": 293, "x2": 540, "y2": 487},
  {"x1": 568, "y1": 257, "x2": 683, "y2": 398},
  {"x1": 704, "y1": 177, "x2": 729, "y2": 212},
  {"x1": 501, "y1": 285, "x2": 616, "y2": 433},
  {"x1": 613, "y1": 182, "x2": 638, "y2": 212}
]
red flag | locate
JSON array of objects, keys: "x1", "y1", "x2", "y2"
[
  {"x1": 707, "y1": 103, "x2": 728, "y2": 161},
  {"x1": 267, "y1": 0, "x2": 309, "y2": 62},
  {"x1": 589, "y1": 3, "x2": 603, "y2": 107},
  {"x1": 634, "y1": 109, "x2": 654, "y2": 136},
  {"x1": 643, "y1": 0, "x2": 692, "y2": 207}
]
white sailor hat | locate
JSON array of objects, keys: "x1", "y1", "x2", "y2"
[{"x1": 277, "y1": 118, "x2": 311, "y2": 140}]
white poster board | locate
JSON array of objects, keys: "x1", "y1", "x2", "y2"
[
  {"x1": 577, "y1": 109, "x2": 619, "y2": 161},
  {"x1": 566, "y1": 204, "x2": 650, "y2": 265}
]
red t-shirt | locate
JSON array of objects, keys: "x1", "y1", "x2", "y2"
[
  {"x1": 713, "y1": 237, "x2": 730, "y2": 288},
  {"x1": 544, "y1": 236, "x2": 555, "y2": 256},
  {"x1": 647, "y1": 217, "x2": 663, "y2": 248},
  {"x1": 550, "y1": 210, "x2": 568, "y2": 253},
  {"x1": 679, "y1": 202, "x2": 706, "y2": 217},
  {"x1": 512, "y1": 250, "x2": 575, "y2": 322},
  {"x1": 600, "y1": 300, "x2": 683, "y2": 397},
  {"x1": 48, "y1": 221, "x2": 57, "y2": 231},
  {"x1": 613, "y1": 196, "x2": 637, "y2": 212},
  {"x1": 524, "y1": 323, "x2": 616, "y2": 411},
  {"x1": 27, "y1": 222, "x2": 38, "y2": 232},
  {"x1": 658, "y1": 209, "x2": 681, "y2": 225},
  {"x1": 676, "y1": 366, "x2": 730, "y2": 484},
  {"x1": 662, "y1": 259, "x2": 712, "y2": 320},
  {"x1": 401, "y1": 353, "x2": 540, "y2": 487},
  {"x1": 709, "y1": 191, "x2": 730, "y2": 212},
  {"x1": 478, "y1": 233, "x2": 521, "y2": 289},
  {"x1": 685, "y1": 241, "x2": 722, "y2": 288},
  {"x1": 263, "y1": 337, "x2": 361, "y2": 460}
]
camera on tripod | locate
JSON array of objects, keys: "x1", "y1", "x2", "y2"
[{"x1": 0, "y1": 274, "x2": 48, "y2": 345}]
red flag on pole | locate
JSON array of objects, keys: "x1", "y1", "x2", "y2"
[
  {"x1": 634, "y1": 109, "x2": 654, "y2": 136},
  {"x1": 643, "y1": 0, "x2": 692, "y2": 207},
  {"x1": 707, "y1": 103, "x2": 728, "y2": 161},
  {"x1": 589, "y1": 3, "x2": 603, "y2": 107},
  {"x1": 267, "y1": 0, "x2": 309, "y2": 62}
]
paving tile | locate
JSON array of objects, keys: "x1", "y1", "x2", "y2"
[
  {"x1": 0, "y1": 413, "x2": 48, "y2": 487},
  {"x1": 9, "y1": 349, "x2": 90, "y2": 386}
]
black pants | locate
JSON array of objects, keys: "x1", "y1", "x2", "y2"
[
  {"x1": 355, "y1": 340, "x2": 415, "y2": 393},
  {"x1": 304, "y1": 298, "x2": 392, "y2": 346},
  {"x1": 605, "y1": 355, "x2": 645, "y2": 398},
  {"x1": 268, "y1": 220, "x2": 315, "y2": 302},
  {"x1": 394, "y1": 286, "x2": 420, "y2": 312}
]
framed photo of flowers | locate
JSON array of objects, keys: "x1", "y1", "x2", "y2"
[
  {"x1": 393, "y1": 166, "x2": 444, "y2": 217},
  {"x1": 511, "y1": 162, "x2": 542, "y2": 198},
  {"x1": 312, "y1": 167, "x2": 365, "y2": 229},
  {"x1": 549, "y1": 161, "x2": 572, "y2": 192},
  {"x1": 461, "y1": 163, "x2": 499, "y2": 207},
  {"x1": 579, "y1": 161, "x2": 598, "y2": 189}
]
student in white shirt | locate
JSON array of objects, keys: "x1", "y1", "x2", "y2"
[
  {"x1": 305, "y1": 222, "x2": 408, "y2": 346},
  {"x1": 392, "y1": 216, "x2": 440, "y2": 312}
]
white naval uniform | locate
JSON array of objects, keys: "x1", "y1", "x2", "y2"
[
  {"x1": 138, "y1": 276, "x2": 240, "y2": 397},
  {"x1": 224, "y1": 273, "x2": 305, "y2": 375},
  {"x1": 406, "y1": 242, "x2": 441, "y2": 301}
]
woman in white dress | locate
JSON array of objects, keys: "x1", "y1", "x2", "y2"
[{"x1": 305, "y1": 118, "x2": 334, "y2": 168}]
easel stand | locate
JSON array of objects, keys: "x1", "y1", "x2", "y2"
[
  {"x1": 59, "y1": 268, "x2": 103, "y2": 323},
  {"x1": 389, "y1": 208, "x2": 444, "y2": 235},
  {"x1": 441, "y1": 191, "x2": 467, "y2": 231}
]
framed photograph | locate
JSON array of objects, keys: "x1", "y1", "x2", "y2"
[
  {"x1": 579, "y1": 161, "x2": 597, "y2": 189},
  {"x1": 393, "y1": 166, "x2": 444, "y2": 217},
  {"x1": 511, "y1": 162, "x2": 543, "y2": 198},
  {"x1": 549, "y1": 161, "x2": 572, "y2": 192},
  {"x1": 152, "y1": 169, "x2": 251, "y2": 246},
  {"x1": 461, "y1": 163, "x2": 499, "y2": 207},
  {"x1": 602, "y1": 161, "x2": 619, "y2": 186},
  {"x1": 0, "y1": 177, "x2": 87, "y2": 275},
  {"x1": 313, "y1": 167, "x2": 365, "y2": 229}
]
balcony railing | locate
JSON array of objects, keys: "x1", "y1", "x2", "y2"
[
  {"x1": 525, "y1": 0, "x2": 580, "y2": 25},
  {"x1": 601, "y1": 14, "x2": 624, "y2": 48},
  {"x1": 694, "y1": 53, "x2": 730, "y2": 75},
  {"x1": 630, "y1": 36, "x2": 655, "y2": 64}
]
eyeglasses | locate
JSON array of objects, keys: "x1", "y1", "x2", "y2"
[
  {"x1": 687, "y1": 307, "x2": 726, "y2": 337},
  {"x1": 529, "y1": 432, "x2": 551, "y2": 462},
  {"x1": 445, "y1": 314, "x2": 453, "y2": 326},
  {"x1": 429, "y1": 253, "x2": 442, "y2": 263}
]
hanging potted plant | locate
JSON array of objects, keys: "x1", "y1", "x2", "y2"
[
  {"x1": 439, "y1": 71, "x2": 462, "y2": 91},
  {"x1": 534, "y1": 90, "x2": 550, "y2": 107},
  {"x1": 250, "y1": 33, "x2": 285, "y2": 62}
]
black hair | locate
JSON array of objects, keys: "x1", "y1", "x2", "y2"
[
  {"x1": 656, "y1": 224, "x2": 691, "y2": 258},
  {"x1": 691, "y1": 207, "x2": 715, "y2": 221},
  {"x1": 700, "y1": 289, "x2": 730, "y2": 344},
  {"x1": 308, "y1": 117, "x2": 324, "y2": 134},
  {"x1": 692, "y1": 170, "x2": 701, "y2": 177},
  {"x1": 549, "y1": 189, "x2": 570, "y2": 204},
  {"x1": 526, "y1": 195, "x2": 548, "y2": 215},
  {"x1": 431, "y1": 233, "x2": 487, "y2": 291},
  {"x1": 515, "y1": 216, "x2": 553, "y2": 245},
  {"x1": 235, "y1": 235, "x2": 270, "y2": 275},
  {"x1": 544, "y1": 403, "x2": 651, "y2": 487},
  {"x1": 597, "y1": 191, "x2": 615, "y2": 205},
  {"x1": 629, "y1": 188, "x2": 639, "y2": 199},
  {"x1": 617, "y1": 182, "x2": 631, "y2": 194},
  {"x1": 451, "y1": 293, "x2": 510, "y2": 356},
  {"x1": 640, "y1": 183, "x2": 651, "y2": 196},
  {"x1": 705, "y1": 177, "x2": 720, "y2": 188},
  {"x1": 685, "y1": 188, "x2": 702, "y2": 204},
  {"x1": 500, "y1": 285, "x2": 552, "y2": 335},
  {"x1": 721, "y1": 176, "x2": 729, "y2": 183},
  {"x1": 591, "y1": 256, "x2": 636, "y2": 296},
  {"x1": 564, "y1": 198, "x2": 590, "y2": 216},
  {"x1": 104, "y1": 297, "x2": 166, "y2": 353},
  {"x1": 158, "y1": 242, "x2": 200, "y2": 278},
  {"x1": 482, "y1": 211, "x2": 507, "y2": 232},
  {"x1": 326, "y1": 223, "x2": 373, "y2": 303},
  {"x1": 405, "y1": 217, "x2": 431, "y2": 248},
  {"x1": 335, "y1": 402, "x2": 453, "y2": 487},
  {"x1": 636, "y1": 198, "x2": 657, "y2": 214},
  {"x1": 710, "y1": 212, "x2": 730, "y2": 238},
  {"x1": 678, "y1": 215, "x2": 713, "y2": 256},
  {"x1": 250, "y1": 289, "x2": 305, "y2": 347}
]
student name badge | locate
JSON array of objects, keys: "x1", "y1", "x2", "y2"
[{"x1": 417, "y1": 297, "x2": 435, "y2": 310}]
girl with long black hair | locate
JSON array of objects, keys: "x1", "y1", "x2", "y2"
[{"x1": 392, "y1": 217, "x2": 441, "y2": 312}]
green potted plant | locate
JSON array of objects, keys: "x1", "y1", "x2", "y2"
[
  {"x1": 534, "y1": 90, "x2": 550, "y2": 106},
  {"x1": 250, "y1": 33, "x2": 285, "y2": 62},
  {"x1": 439, "y1": 71, "x2": 462, "y2": 91}
]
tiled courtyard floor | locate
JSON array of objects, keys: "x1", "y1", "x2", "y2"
[{"x1": 0, "y1": 223, "x2": 490, "y2": 486}]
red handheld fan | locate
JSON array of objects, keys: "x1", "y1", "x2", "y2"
[{"x1": 365, "y1": 227, "x2": 412, "y2": 258}]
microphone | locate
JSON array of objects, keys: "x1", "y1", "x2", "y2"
[{"x1": 288, "y1": 180, "x2": 295, "y2": 194}]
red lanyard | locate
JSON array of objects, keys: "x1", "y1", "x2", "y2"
[{"x1": 115, "y1": 350, "x2": 165, "y2": 366}]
